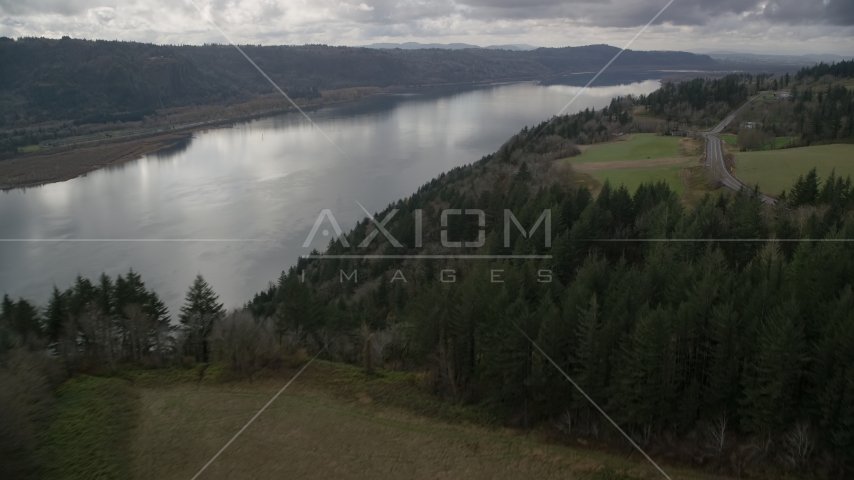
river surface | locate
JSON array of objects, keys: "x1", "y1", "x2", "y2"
[{"x1": 0, "y1": 80, "x2": 660, "y2": 314}]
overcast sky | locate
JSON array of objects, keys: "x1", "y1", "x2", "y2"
[{"x1": 1, "y1": 0, "x2": 852, "y2": 56}]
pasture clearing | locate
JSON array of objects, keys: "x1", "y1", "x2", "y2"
[
  {"x1": 735, "y1": 144, "x2": 854, "y2": 196},
  {"x1": 569, "y1": 134, "x2": 685, "y2": 163},
  {"x1": 39, "y1": 361, "x2": 733, "y2": 480}
]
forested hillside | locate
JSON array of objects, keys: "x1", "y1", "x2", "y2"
[
  {"x1": 0, "y1": 36, "x2": 718, "y2": 130},
  {"x1": 638, "y1": 74, "x2": 751, "y2": 126},
  {"x1": 245, "y1": 131, "x2": 854, "y2": 477},
  {"x1": 789, "y1": 84, "x2": 854, "y2": 143},
  {"x1": 634, "y1": 69, "x2": 854, "y2": 146},
  {"x1": 731, "y1": 71, "x2": 854, "y2": 147}
]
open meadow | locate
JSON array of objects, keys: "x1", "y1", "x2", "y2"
[
  {"x1": 721, "y1": 134, "x2": 738, "y2": 146},
  {"x1": 721, "y1": 135, "x2": 797, "y2": 151},
  {"x1": 565, "y1": 134, "x2": 708, "y2": 198},
  {"x1": 571, "y1": 134, "x2": 684, "y2": 163},
  {"x1": 589, "y1": 161, "x2": 693, "y2": 195},
  {"x1": 734, "y1": 144, "x2": 854, "y2": 195},
  {"x1": 38, "y1": 362, "x2": 734, "y2": 480}
]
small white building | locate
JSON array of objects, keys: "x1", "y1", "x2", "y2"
[{"x1": 741, "y1": 122, "x2": 757, "y2": 129}]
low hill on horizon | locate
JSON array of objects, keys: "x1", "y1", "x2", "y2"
[{"x1": 363, "y1": 41, "x2": 540, "y2": 51}]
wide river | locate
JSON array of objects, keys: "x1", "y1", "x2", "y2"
[{"x1": 0, "y1": 80, "x2": 660, "y2": 314}]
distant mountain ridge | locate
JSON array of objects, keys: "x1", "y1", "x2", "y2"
[
  {"x1": 363, "y1": 42, "x2": 540, "y2": 51},
  {"x1": 0, "y1": 37, "x2": 716, "y2": 128}
]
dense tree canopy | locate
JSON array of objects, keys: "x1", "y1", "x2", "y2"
[
  {"x1": 795, "y1": 59, "x2": 854, "y2": 80},
  {"x1": 638, "y1": 74, "x2": 750, "y2": 125}
]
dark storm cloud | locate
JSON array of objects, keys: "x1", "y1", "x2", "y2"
[
  {"x1": 458, "y1": 0, "x2": 854, "y2": 27},
  {"x1": 759, "y1": 0, "x2": 854, "y2": 27}
]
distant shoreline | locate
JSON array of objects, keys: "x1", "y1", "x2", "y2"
[
  {"x1": 0, "y1": 90, "x2": 393, "y2": 190},
  {"x1": 0, "y1": 78, "x2": 540, "y2": 190},
  {"x1": 0, "y1": 73, "x2": 667, "y2": 190}
]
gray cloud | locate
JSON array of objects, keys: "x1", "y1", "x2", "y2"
[
  {"x1": 0, "y1": 0, "x2": 851, "y2": 55},
  {"x1": 4, "y1": 0, "x2": 850, "y2": 27},
  {"x1": 458, "y1": 0, "x2": 854, "y2": 27}
]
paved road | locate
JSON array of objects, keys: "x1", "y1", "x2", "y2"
[{"x1": 702, "y1": 94, "x2": 776, "y2": 204}]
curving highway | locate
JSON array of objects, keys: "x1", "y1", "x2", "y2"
[{"x1": 702, "y1": 94, "x2": 776, "y2": 204}]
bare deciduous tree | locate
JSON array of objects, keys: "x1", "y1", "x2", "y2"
[
  {"x1": 211, "y1": 310, "x2": 275, "y2": 376},
  {"x1": 707, "y1": 413, "x2": 728, "y2": 454},
  {"x1": 554, "y1": 409, "x2": 573, "y2": 435},
  {"x1": 784, "y1": 421, "x2": 814, "y2": 469},
  {"x1": 123, "y1": 304, "x2": 154, "y2": 365}
]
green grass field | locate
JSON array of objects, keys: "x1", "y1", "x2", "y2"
[
  {"x1": 720, "y1": 135, "x2": 796, "y2": 150},
  {"x1": 18, "y1": 144, "x2": 41, "y2": 153},
  {"x1": 38, "y1": 361, "x2": 731, "y2": 480},
  {"x1": 589, "y1": 160, "x2": 694, "y2": 195},
  {"x1": 565, "y1": 134, "x2": 699, "y2": 198},
  {"x1": 721, "y1": 134, "x2": 738, "y2": 146},
  {"x1": 735, "y1": 144, "x2": 854, "y2": 196},
  {"x1": 571, "y1": 134, "x2": 684, "y2": 163},
  {"x1": 770, "y1": 137, "x2": 797, "y2": 149}
]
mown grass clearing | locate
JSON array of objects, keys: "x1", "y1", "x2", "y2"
[
  {"x1": 735, "y1": 144, "x2": 854, "y2": 196},
  {"x1": 632, "y1": 105, "x2": 649, "y2": 116},
  {"x1": 564, "y1": 134, "x2": 703, "y2": 200},
  {"x1": 587, "y1": 160, "x2": 695, "y2": 196},
  {"x1": 40, "y1": 361, "x2": 733, "y2": 480},
  {"x1": 721, "y1": 135, "x2": 796, "y2": 150},
  {"x1": 569, "y1": 134, "x2": 685, "y2": 163},
  {"x1": 17, "y1": 144, "x2": 41, "y2": 153}
]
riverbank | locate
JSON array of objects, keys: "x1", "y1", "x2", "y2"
[
  {"x1": 0, "y1": 132, "x2": 195, "y2": 190},
  {"x1": 0, "y1": 87, "x2": 387, "y2": 189}
]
